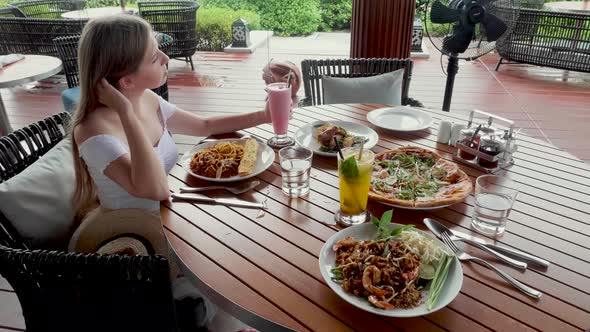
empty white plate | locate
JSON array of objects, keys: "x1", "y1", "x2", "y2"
[{"x1": 367, "y1": 106, "x2": 433, "y2": 132}]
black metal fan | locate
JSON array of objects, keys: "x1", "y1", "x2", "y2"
[{"x1": 424, "y1": 0, "x2": 519, "y2": 112}]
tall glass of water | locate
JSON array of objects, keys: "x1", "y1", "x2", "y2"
[
  {"x1": 472, "y1": 175, "x2": 518, "y2": 236},
  {"x1": 279, "y1": 146, "x2": 313, "y2": 197}
]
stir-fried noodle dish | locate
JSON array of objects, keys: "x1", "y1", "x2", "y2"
[
  {"x1": 190, "y1": 142, "x2": 244, "y2": 178},
  {"x1": 332, "y1": 237, "x2": 422, "y2": 309},
  {"x1": 330, "y1": 216, "x2": 454, "y2": 311}
]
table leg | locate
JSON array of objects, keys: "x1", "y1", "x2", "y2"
[{"x1": 0, "y1": 92, "x2": 14, "y2": 136}]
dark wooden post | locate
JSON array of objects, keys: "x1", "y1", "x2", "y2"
[{"x1": 350, "y1": 0, "x2": 416, "y2": 59}]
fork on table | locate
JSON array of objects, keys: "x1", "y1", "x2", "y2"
[{"x1": 440, "y1": 232, "x2": 542, "y2": 299}]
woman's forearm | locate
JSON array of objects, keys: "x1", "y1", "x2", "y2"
[
  {"x1": 118, "y1": 107, "x2": 169, "y2": 198},
  {"x1": 169, "y1": 109, "x2": 270, "y2": 137}
]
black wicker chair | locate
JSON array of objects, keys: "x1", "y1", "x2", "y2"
[
  {"x1": 0, "y1": 6, "x2": 16, "y2": 16},
  {"x1": 0, "y1": 112, "x2": 71, "y2": 248},
  {"x1": 0, "y1": 113, "x2": 182, "y2": 331},
  {"x1": 299, "y1": 58, "x2": 423, "y2": 107},
  {"x1": 138, "y1": 0, "x2": 199, "y2": 70},
  {"x1": 0, "y1": 246, "x2": 178, "y2": 332},
  {"x1": 0, "y1": 16, "x2": 87, "y2": 56},
  {"x1": 9, "y1": 0, "x2": 85, "y2": 18},
  {"x1": 53, "y1": 35, "x2": 171, "y2": 104},
  {"x1": 495, "y1": 7, "x2": 590, "y2": 73}
]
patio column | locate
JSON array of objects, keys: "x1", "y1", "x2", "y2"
[{"x1": 350, "y1": 0, "x2": 416, "y2": 59}]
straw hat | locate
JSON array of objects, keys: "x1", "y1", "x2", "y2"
[
  {"x1": 68, "y1": 208, "x2": 168, "y2": 257},
  {"x1": 262, "y1": 59, "x2": 302, "y2": 97}
]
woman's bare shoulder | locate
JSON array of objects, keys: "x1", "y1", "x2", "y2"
[{"x1": 74, "y1": 107, "x2": 122, "y2": 145}]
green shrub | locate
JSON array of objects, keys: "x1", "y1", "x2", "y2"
[
  {"x1": 196, "y1": 6, "x2": 260, "y2": 51},
  {"x1": 319, "y1": 0, "x2": 351, "y2": 32},
  {"x1": 255, "y1": 0, "x2": 321, "y2": 36},
  {"x1": 202, "y1": 0, "x2": 321, "y2": 36},
  {"x1": 199, "y1": 0, "x2": 256, "y2": 11},
  {"x1": 86, "y1": 0, "x2": 137, "y2": 8}
]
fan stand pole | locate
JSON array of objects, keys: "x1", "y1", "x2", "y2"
[{"x1": 442, "y1": 55, "x2": 459, "y2": 112}]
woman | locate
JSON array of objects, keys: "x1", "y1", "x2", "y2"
[{"x1": 69, "y1": 15, "x2": 272, "y2": 331}]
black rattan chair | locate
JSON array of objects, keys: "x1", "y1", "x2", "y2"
[
  {"x1": 9, "y1": 0, "x2": 85, "y2": 18},
  {"x1": 300, "y1": 58, "x2": 422, "y2": 107},
  {"x1": 0, "y1": 6, "x2": 16, "y2": 17},
  {"x1": 495, "y1": 7, "x2": 590, "y2": 73},
  {"x1": 0, "y1": 246, "x2": 178, "y2": 332},
  {"x1": 53, "y1": 35, "x2": 171, "y2": 106},
  {"x1": 138, "y1": 0, "x2": 199, "y2": 70},
  {"x1": 0, "y1": 112, "x2": 71, "y2": 248},
  {"x1": 0, "y1": 17, "x2": 87, "y2": 56}
]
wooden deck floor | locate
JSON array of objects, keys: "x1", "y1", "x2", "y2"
[{"x1": 0, "y1": 35, "x2": 589, "y2": 330}]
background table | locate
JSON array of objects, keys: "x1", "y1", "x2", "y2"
[
  {"x1": 162, "y1": 104, "x2": 590, "y2": 331},
  {"x1": 61, "y1": 7, "x2": 137, "y2": 19},
  {"x1": 0, "y1": 55, "x2": 62, "y2": 135}
]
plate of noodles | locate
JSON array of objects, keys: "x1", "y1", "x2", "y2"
[
  {"x1": 319, "y1": 217, "x2": 463, "y2": 317},
  {"x1": 180, "y1": 138, "x2": 274, "y2": 182}
]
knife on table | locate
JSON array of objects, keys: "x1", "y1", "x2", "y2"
[
  {"x1": 424, "y1": 218, "x2": 550, "y2": 269},
  {"x1": 171, "y1": 193, "x2": 268, "y2": 210},
  {"x1": 424, "y1": 218, "x2": 528, "y2": 270},
  {"x1": 450, "y1": 228, "x2": 550, "y2": 269}
]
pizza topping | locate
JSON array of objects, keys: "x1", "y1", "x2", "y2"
[{"x1": 369, "y1": 147, "x2": 472, "y2": 207}]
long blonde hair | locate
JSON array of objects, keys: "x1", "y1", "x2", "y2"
[{"x1": 71, "y1": 15, "x2": 153, "y2": 220}]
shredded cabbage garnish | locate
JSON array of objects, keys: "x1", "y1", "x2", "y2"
[{"x1": 393, "y1": 230, "x2": 447, "y2": 266}]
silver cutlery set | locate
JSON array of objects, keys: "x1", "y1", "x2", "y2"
[
  {"x1": 171, "y1": 178, "x2": 546, "y2": 299},
  {"x1": 171, "y1": 181, "x2": 267, "y2": 210},
  {"x1": 424, "y1": 218, "x2": 545, "y2": 299}
]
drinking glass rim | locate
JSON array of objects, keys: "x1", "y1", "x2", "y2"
[
  {"x1": 279, "y1": 146, "x2": 313, "y2": 160},
  {"x1": 476, "y1": 174, "x2": 518, "y2": 191}
]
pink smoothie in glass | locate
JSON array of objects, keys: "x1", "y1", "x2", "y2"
[{"x1": 267, "y1": 82, "x2": 291, "y2": 135}]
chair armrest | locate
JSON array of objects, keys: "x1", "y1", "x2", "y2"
[
  {"x1": 403, "y1": 97, "x2": 424, "y2": 108},
  {"x1": 298, "y1": 97, "x2": 312, "y2": 107}
]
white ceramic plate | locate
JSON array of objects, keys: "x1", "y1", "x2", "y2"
[
  {"x1": 294, "y1": 121, "x2": 379, "y2": 157},
  {"x1": 319, "y1": 223, "x2": 463, "y2": 317},
  {"x1": 180, "y1": 138, "x2": 274, "y2": 183},
  {"x1": 367, "y1": 106, "x2": 433, "y2": 132}
]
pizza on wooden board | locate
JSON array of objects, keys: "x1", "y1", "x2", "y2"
[{"x1": 369, "y1": 146, "x2": 472, "y2": 208}]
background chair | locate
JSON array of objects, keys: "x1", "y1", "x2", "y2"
[
  {"x1": 0, "y1": 245, "x2": 178, "y2": 332},
  {"x1": 8, "y1": 0, "x2": 85, "y2": 18},
  {"x1": 299, "y1": 58, "x2": 422, "y2": 107},
  {"x1": 0, "y1": 112, "x2": 71, "y2": 249},
  {"x1": 53, "y1": 34, "x2": 172, "y2": 113},
  {"x1": 138, "y1": 0, "x2": 199, "y2": 70}
]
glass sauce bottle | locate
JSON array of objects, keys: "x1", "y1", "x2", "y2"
[
  {"x1": 478, "y1": 135, "x2": 502, "y2": 168},
  {"x1": 457, "y1": 128, "x2": 479, "y2": 160}
]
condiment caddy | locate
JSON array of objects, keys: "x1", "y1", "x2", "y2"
[{"x1": 452, "y1": 110, "x2": 517, "y2": 173}]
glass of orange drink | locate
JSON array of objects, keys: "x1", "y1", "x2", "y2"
[{"x1": 335, "y1": 147, "x2": 374, "y2": 226}]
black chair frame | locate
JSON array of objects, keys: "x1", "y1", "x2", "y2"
[
  {"x1": 300, "y1": 58, "x2": 422, "y2": 107},
  {"x1": 138, "y1": 0, "x2": 199, "y2": 70}
]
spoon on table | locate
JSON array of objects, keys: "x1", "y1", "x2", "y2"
[{"x1": 180, "y1": 181, "x2": 260, "y2": 195}]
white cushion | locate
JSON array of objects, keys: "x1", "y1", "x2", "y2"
[
  {"x1": 0, "y1": 138, "x2": 75, "y2": 249},
  {"x1": 322, "y1": 69, "x2": 404, "y2": 105}
]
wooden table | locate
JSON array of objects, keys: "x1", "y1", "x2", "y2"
[
  {"x1": 0, "y1": 55, "x2": 62, "y2": 135},
  {"x1": 162, "y1": 104, "x2": 590, "y2": 332},
  {"x1": 61, "y1": 6, "x2": 137, "y2": 19}
]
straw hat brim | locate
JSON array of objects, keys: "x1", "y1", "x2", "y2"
[{"x1": 68, "y1": 208, "x2": 168, "y2": 257}]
